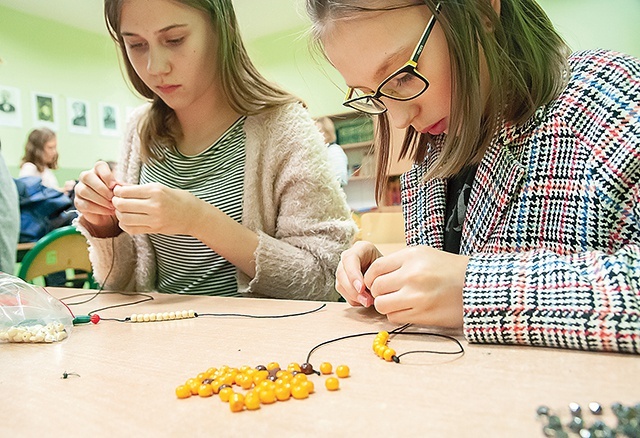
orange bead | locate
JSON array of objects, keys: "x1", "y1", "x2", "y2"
[
  {"x1": 336, "y1": 365, "x2": 350, "y2": 378},
  {"x1": 198, "y1": 384, "x2": 214, "y2": 397},
  {"x1": 196, "y1": 372, "x2": 207, "y2": 382},
  {"x1": 325, "y1": 377, "x2": 340, "y2": 391},
  {"x1": 319, "y1": 362, "x2": 332, "y2": 375},
  {"x1": 229, "y1": 393, "x2": 245, "y2": 412},
  {"x1": 175, "y1": 385, "x2": 191, "y2": 399},
  {"x1": 266, "y1": 362, "x2": 280, "y2": 371},
  {"x1": 187, "y1": 378, "x2": 201, "y2": 395},
  {"x1": 287, "y1": 362, "x2": 301, "y2": 372}
]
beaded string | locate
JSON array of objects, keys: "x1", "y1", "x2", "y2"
[{"x1": 305, "y1": 323, "x2": 464, "y2": 365}]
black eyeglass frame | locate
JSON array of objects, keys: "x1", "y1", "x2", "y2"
[{"x1": 343, "y1": 3, "x2": 442, "y2": 115}]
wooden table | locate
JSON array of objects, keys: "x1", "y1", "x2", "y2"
[{"x1": 2, "y1": 288, "x2": 638, "y2": 437}]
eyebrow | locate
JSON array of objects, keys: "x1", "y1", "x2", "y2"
[
  {"x1": 121, "y1": 23, "x2": 188, "y2": 37},
  {"x1": 346, "y1": 45, "x2": 411, "y2": 89}
]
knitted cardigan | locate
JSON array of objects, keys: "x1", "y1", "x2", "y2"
[
  {"x1": 402, "y1": 50, "x2": 640, "y2": 354},
  {"x1": 76, "y1": 102, "x2": 357, "y2": 301}
]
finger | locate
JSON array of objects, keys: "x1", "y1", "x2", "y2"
[
  {"x1": 112, "y1": 196, "x2": 154, "y2": 215},
  {"x1": 373, "y1": 291, "x2": 412, "y2": 318},
  {"x1": 94, "y1": 161, "x2": 119, "y2": 190},
  {"x1": 363, "y1": 253, "x2": 404, "y2": 295},
  {"x1": 114, "y1": 210, "x2": 153, "y2": 228},
  {"x1": 74, "y1": 195, "x2": 116, "y2": 217},
  {"x1": 77, "y1": 169, "x2": 115, "y2": 206},
  {"x1": 335, "y1": 261, "x2": 361, "y2": 306},
  {"x1": 114, "y1": 182, "x2": 161, "y2": 199}
]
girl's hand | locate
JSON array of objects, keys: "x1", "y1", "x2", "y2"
[
  {"x1": 111, "y1": 182, "x2": 202, "y2": 236},
  {"x1": 74, "y1": 161, "x2": 121, "y2": 237},
  {"x1": 335, "y1": 241, "x2": 383, "y2": 307},
  {"x1": 363, "y1": 246, "x2": 469, "y2": 328}
]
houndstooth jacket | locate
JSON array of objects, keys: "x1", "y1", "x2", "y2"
[{"x1": 401, "y1": 50, "x2": 640, "y2": 354}]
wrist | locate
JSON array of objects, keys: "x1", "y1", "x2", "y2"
[{"x1": 79, "y1": 215, "x2": 121, "y2": 238}]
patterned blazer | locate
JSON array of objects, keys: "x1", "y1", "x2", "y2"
[{"x1": 401, "y1": 50, "x2": 640, "y2": 354}]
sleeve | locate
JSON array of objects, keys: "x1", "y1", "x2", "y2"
[
  {"x1": 74, "y1": 105, "x2": 150, "y2": 292},
  {"x1": 19, "y1": 162, "x2": 39, "y2": 178},
  {"x1": 244, "y1": 105, "x2": 357, "y2": 301},
  {"x1": 463, "y1": 244, "x2": 640, "y2": 354}
]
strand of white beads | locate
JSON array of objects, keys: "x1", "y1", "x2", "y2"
[{"x1": 128, "y1": 310, "x2": 196, "y2": 323}]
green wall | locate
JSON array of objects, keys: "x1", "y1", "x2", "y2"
[
  {"x1": 0, "y1": 6, "x2": 143, "y2": 182},
  {"x1": 1, "y1": 0, "x2": 638, "y2": 179},
  {"x1": 246, "y1": 0, "x2": 640, "y2": 118}
]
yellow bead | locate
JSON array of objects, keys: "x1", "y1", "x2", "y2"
[
  {"x1": 319, "y1": 362, "x2": 332, "y2": 375},
  {"x1": 175, "y1": 385, "x2": 191, "y2": 399},
  {"x1": 259, "y1": 388, "x2": 277, "y2": 404},
  {"x1": 187, "y1": 378, "x2": 200, "y2": 395},
  {"x1": 275, "y1": 385, "x2": 291, "y2": 401},
  {"x1": 291, "y1": 384, "x2": 309, "y2": 400},
  {"x1": 198, "y1": 384, "x2": 214, "y2": 397},
  {"x1": 375, "y1": 344, "x2": 387, "y2": 357},
  {"x1": 303, "y1": 380, "x2": 315, "y2": 394},
  {"x1": 253, "y1": 370, "x2": 269, "y2": 385},
  {"x1": 229, "y1": 393, "x2": 245, "y2": 412},
  {"x1": 244, "y1": 392, "x2": 261, "y2": 410},
  {"x1": 325, "y1": 377, "x2": 340, "y2": 391},
  {"x1": 383, "y1": 348, "x2": 396, "y2": 362},
  {"x1": 287, "y1": 362, "x2": 301, "y2": 372},
  {"x1": 336, "y1": 365, "x2": 350, "y2": 378},
  {"x1": 219, "y1": 387, "x2": 234, "y2": 402},
  {"x1": 266, "y1": 362, "x2": 280, "y2": 371}
]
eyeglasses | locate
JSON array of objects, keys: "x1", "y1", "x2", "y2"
[{"x1": 343, "y1": 3, "x2": 441, "y2": 115}]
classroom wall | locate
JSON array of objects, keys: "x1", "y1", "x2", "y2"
[
  {"x1": 0, "y1": 5, "x2": 144, "y2": 182},
  {"x1": 1, "y1": 0, "x2": 638, "y2": 179}
]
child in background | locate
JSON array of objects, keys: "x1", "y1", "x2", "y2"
[
  {"x1": 306, "y1": 0, "x2": 640, "y2": 353},
  {"x1": 74, "y1": 0, "x2": 355, "y2": 299},
  {"x1": 316, "y1": 116, "x2": 349, "y2": 186},
  {"x1": 19, "y1": 128, "x2": 76, "y2": 195}
]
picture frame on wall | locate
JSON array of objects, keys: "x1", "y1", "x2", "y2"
[
  {"x1": 99, "y1": 103, "x2": 119, "y2": 136},
  {"x1": 0, "y1": 85, "x2": 22, "y2": 127},
  {"x1": 67, "y1": 98, "x2": 90, "y2": 135},
  {"x1": 32, "y1": 92, "x2": 58, "y2": 129}
]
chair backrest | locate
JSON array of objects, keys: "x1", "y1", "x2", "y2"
[
  {"x1": 359, "y1": 211, "x2": 405, "y2": 244},
  {"x1": 18, "y1": 225, "x2": 93, "y2": 284}
]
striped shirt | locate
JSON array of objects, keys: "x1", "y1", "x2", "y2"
[{"x1": 139, "y1": 117, "x2": 246, "y2": 296}]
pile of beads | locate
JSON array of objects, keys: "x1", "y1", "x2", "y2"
[
  {"x1": 372, "y1": 331, "x2": 399, "y2": 362},
  {"x1": 0, "y1": 322, "x2": 68, "y2": 343},
  {"x1": 537, "y1": 401, "x2": 640, "y2": 437},
  {"x1": 175, "y1": 361, "x2": 350, "y2": 413},
  {"x1": 128, "y1": 310, "x2": 196, "y2": 323}
]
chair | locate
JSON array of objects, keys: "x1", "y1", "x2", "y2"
[
  {"x1": 18, "y1": 225, "x2": 96, "y2": 288},
  {"x1": 358, "y1": 211, "x2": 405, "y2": 244}
]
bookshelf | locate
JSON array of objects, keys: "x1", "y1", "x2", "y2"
[{"x1": 328, "y1": 112, "x2": 412, "y2": 212}]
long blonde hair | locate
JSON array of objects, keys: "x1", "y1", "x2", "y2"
[
  {"x1": 105, "y1": 0, "x2": 300, "y2": 161},
  {"x1": 307, "y1": 0, "x2": 570, "y2": 200}
]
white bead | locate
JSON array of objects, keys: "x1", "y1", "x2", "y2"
[
  {"x1": 21, "y1": 332, "x2": 30, "y2": 342},
  {"x1": 136, "y1": 314, "x2": 144, "y2": 322},
  {"x1": 181, "y1": 310, "x2": 188, "y2": 319},
  {"x1": 56, "y1": 332, "x2": 67, "y2": 341},
  {"x1": 143, "y1": 314, "x2": 150, "y2": 322},
  {"x1": 149, "y1": 313, "x2": 157, "y2": 321},
  {"x1": 188, "y1": 310, "x2": 195, "y2": 318},
  {"x1": 44, "y1": 334, "x2": 55, "y2": 343},
  {"x1": 7, "y1": 327, "x2": 17, "y2": 337},
  {"x1": 130, "y1": 314, "x2": 137, "y2": 321},
  {"x1": 0, "y1": 332, "x2": 8, "y2": 341},
  {"x1": 162, "y1": 312, "x2": 169, "y2": 320},
  {"x1": 169, "y1": 312, "x2": 176, "y2": 320}
]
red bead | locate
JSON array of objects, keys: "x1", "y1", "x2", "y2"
[{"x1": 90, "y1": 314, "x2": 101, "y2": 324}]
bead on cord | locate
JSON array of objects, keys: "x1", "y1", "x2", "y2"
[{"x1": 127, "y1": 310, "x2": 196, "y2": 323}]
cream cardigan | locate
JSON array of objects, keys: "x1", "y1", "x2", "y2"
[{"x1": 76, "y1": 103, "x2": 356, "y2": 301}]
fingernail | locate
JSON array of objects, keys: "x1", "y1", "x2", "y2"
[
  {"x1": 353, "y1": 280, "x2": 363, "y2": 293},
  {"x1": 357, "y1": 294, "x2": 370, "y2": 307}
]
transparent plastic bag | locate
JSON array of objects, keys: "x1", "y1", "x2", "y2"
[{"x1": 0, "y1": 273, "x2": 73, "y2": 343}]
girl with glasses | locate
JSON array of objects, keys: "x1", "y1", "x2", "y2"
[
  {"x1": 73, "y1": 0, "x2": 356, "y2": 299},
  {"x1": 307, "y1": 0, "x2": 640, "y2": 353}
]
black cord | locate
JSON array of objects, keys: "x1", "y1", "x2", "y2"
[
  {"x1": 305, "y1": 322, "x2": 464, "y2": 364},
  {"x1": 197, "y1": 303, "x2": 326, "y2": 319}
]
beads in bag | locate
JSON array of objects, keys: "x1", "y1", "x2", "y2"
[{"x1": 0, "y1": 322, "x2": 68, "y2": 343}]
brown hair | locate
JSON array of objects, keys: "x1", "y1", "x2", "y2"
[
  {"x1": 21, "y1": 128, "x2": 58, "y2": 172},
  {"x1": 104, "y1": 0, "x2": 300, "y2": 161},
  {"x1": 307, "y1": 0, "x2": 569, "y2": 200}
]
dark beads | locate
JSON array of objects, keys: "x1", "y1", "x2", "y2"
[
  {"x1": 537, "y1": 405, "x2": 551, "y2": 416},
  {"x1": 255, "y1": 365, "x2": 267, "y2": 371},
  {"x1": 300, "y1": 362, "x2": 315, "y2": 375}
]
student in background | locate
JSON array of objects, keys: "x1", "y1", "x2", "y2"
[
  {"x1": 307, "y1": 0, "x2": 640, "y2": 353},
  {"x1": 0, "y1": 139, "x2": 19, "y2": 273},
  {"x1": 19, "y1": 128, "x2": 75, "y2": 195},
  {"x1": 74, "y1": 0, "x2": 356, "y2": 299},
  {"x1": 316, "y1": 116, "x2": 349, "y2": 186}
]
